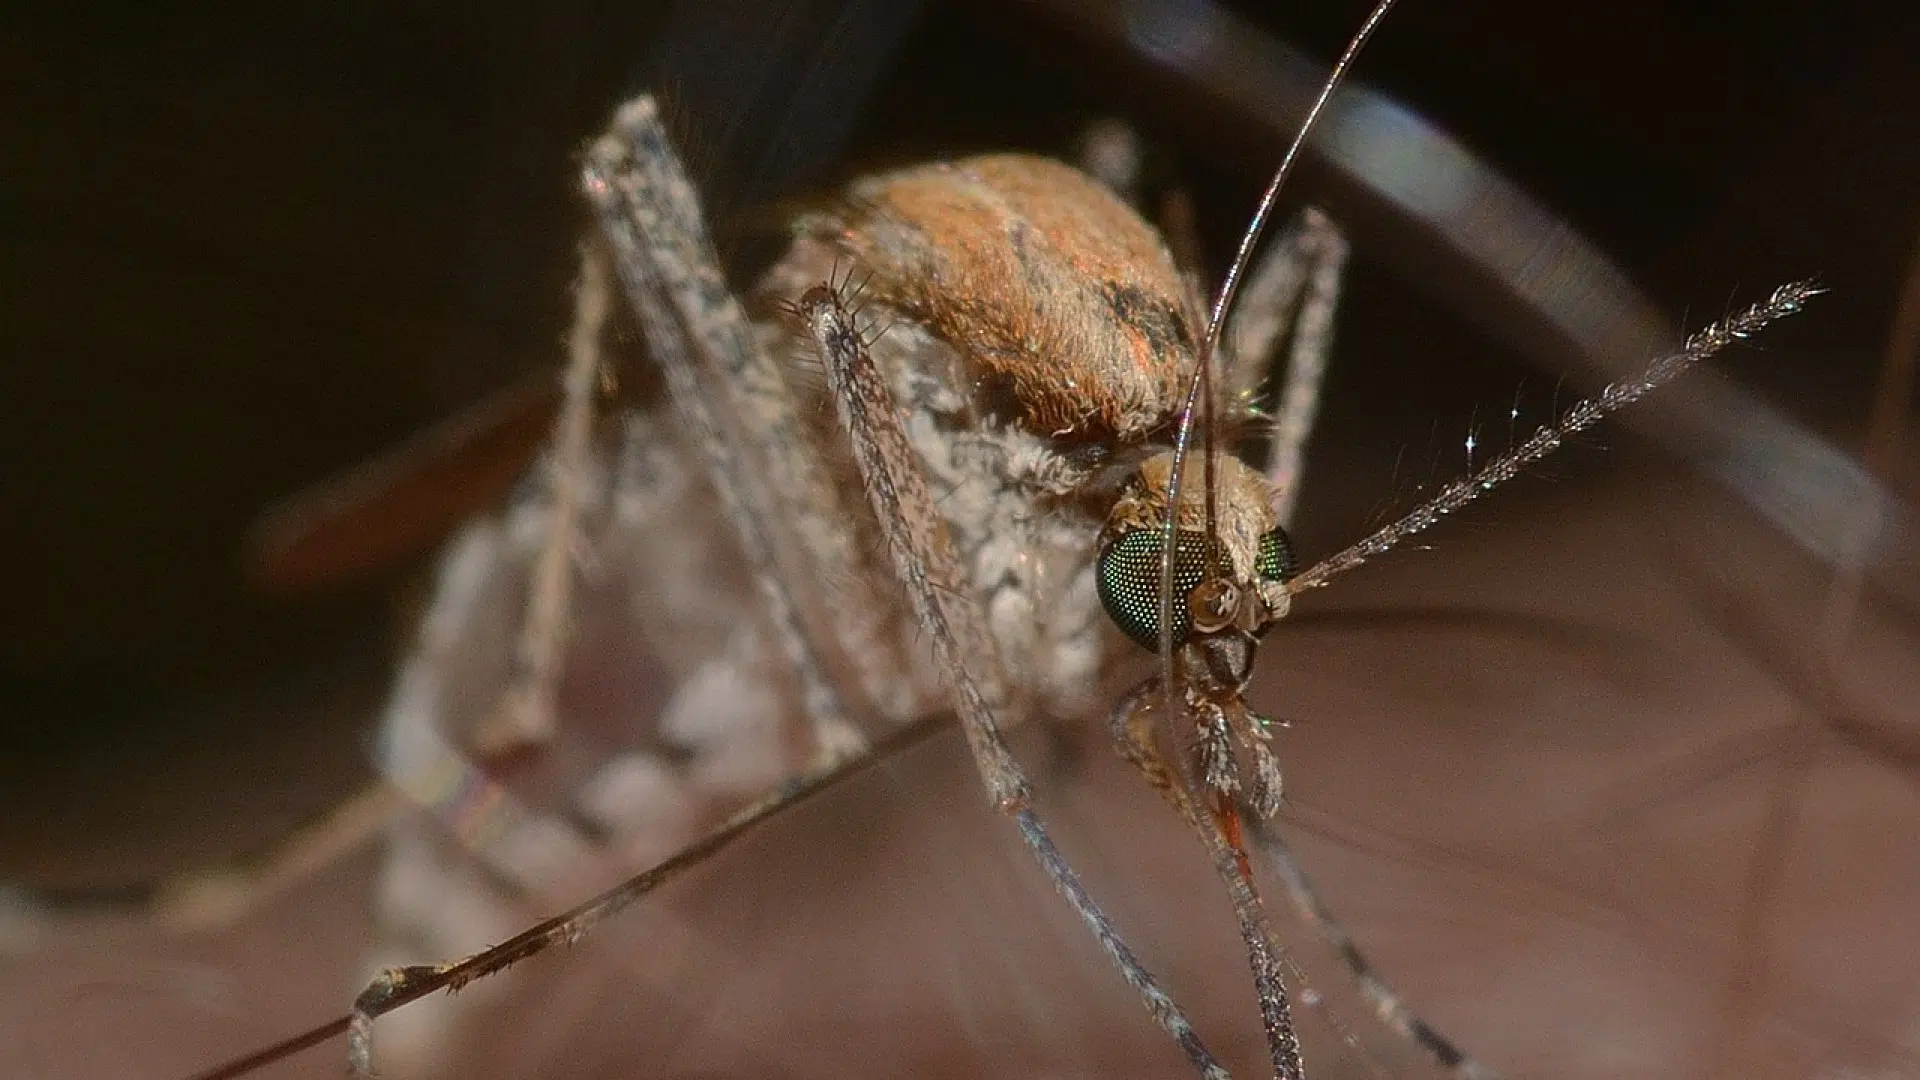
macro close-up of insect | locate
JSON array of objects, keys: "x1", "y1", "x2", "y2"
[{"x1": 3, "y1": 1, "x2": 1917, "y2": 1079}]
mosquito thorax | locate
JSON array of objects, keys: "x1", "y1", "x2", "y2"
[
  {"x1": 822, "y1": 153, "x2": 1198, "y2": 439},
  {"x1": 1095, "y1": 451, "x2": 1296, "y2": 651}
]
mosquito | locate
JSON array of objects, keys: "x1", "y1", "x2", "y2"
[{"x1": 173, "y1": 1, "x2": 1821, "y2": 1077}]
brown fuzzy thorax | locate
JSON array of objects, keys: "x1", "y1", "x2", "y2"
[{"x1": 821, "y1": 154, "x2": 1198, "y2": 439}]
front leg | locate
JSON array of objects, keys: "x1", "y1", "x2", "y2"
[
  {"x1": 792, "y1": 284, "x2": 1232, "y2": 1080},
  {"x1": 584, "y1": 95, "x2": 900, "y2": 761},
  {"x1": 1224, "y1": 208, "x2": 1349, "y2": 531}
]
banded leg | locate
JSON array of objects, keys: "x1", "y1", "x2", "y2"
[
  {"x1": 790, "y1": 285, "x2": 1230, "y2": 1079},
  {"x1": 586, "y1": 96, "x2": 918, "y2": 750}
]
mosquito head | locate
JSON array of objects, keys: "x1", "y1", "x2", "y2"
[
  {"x1": 1096, "y1": 452, "x2": 1295, "y2": 654},
  {"x1": 1099, "y1": 448, "x2": 1298, "y2": 820},
  {"x1": 1103, "y1": 0, "x2": 1398, "y2": 827},
  {"x1": 1136, "y1": 0, "x2": 1397, "y2": 664}
]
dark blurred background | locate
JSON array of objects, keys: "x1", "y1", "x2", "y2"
[{"x1": 2, "y1": 0, "x2": 1915, "y2": 920}]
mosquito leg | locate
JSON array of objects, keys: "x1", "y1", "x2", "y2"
[
  {"x1": 348, "y1": 715, "x2": 946, "y2": 1078},
  {"x1": 180, "y1": 713, "x2": 947, "y2": 1080},
  {"x1": 1222, "y1": 208, "x2": 1348, "y2": 531},
  {"x1": 474, "y1": 243, "x2": 611, "y2": 753},
  {"x1": 582, "y1": 123, "x2": 850, "y2": 752},
  {"x1": 1151, "y1": 198, "x2": 1346, "y2": 532},
  {"x1": 361, "y1": 261, "x2": 692, "y2": 1004},
  {"x1": 581, "y1": 98, "x2": 1232, "y2": 1075},
  {"x1": 585, "y1": 95, "x2": 915, "y2": 759},
  {"x1": 1113, "y1": 674, "x2": 1492, "y2": 1079},
  {"x1": 354, "y1": 398, "x2": 874, "y2": 1076},
  {"x1": 1249, "y1": 820, "x2": 1507, "y2": 1080},
  {"x1": 792, "y1": 285, "x2": 1231, "y2": 1080},
  {"x1": 359, "y1": 515, "x2": 627, "y2": 1079}
]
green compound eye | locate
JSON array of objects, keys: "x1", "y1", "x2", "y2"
[
  {"x1": 1096, "y1": 526, "x2": 1300, "y2": 651},
  {"x1": 1096, "y1": 529, "x2": 1215, "y2": 650},
  {"x1": 1257, "y1": 526, "x2": 1298, "y2": 583}
]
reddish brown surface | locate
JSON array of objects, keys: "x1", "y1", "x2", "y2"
[{"x1": 6, "y1": 463, "x2": 1914, "y2": 1080}]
